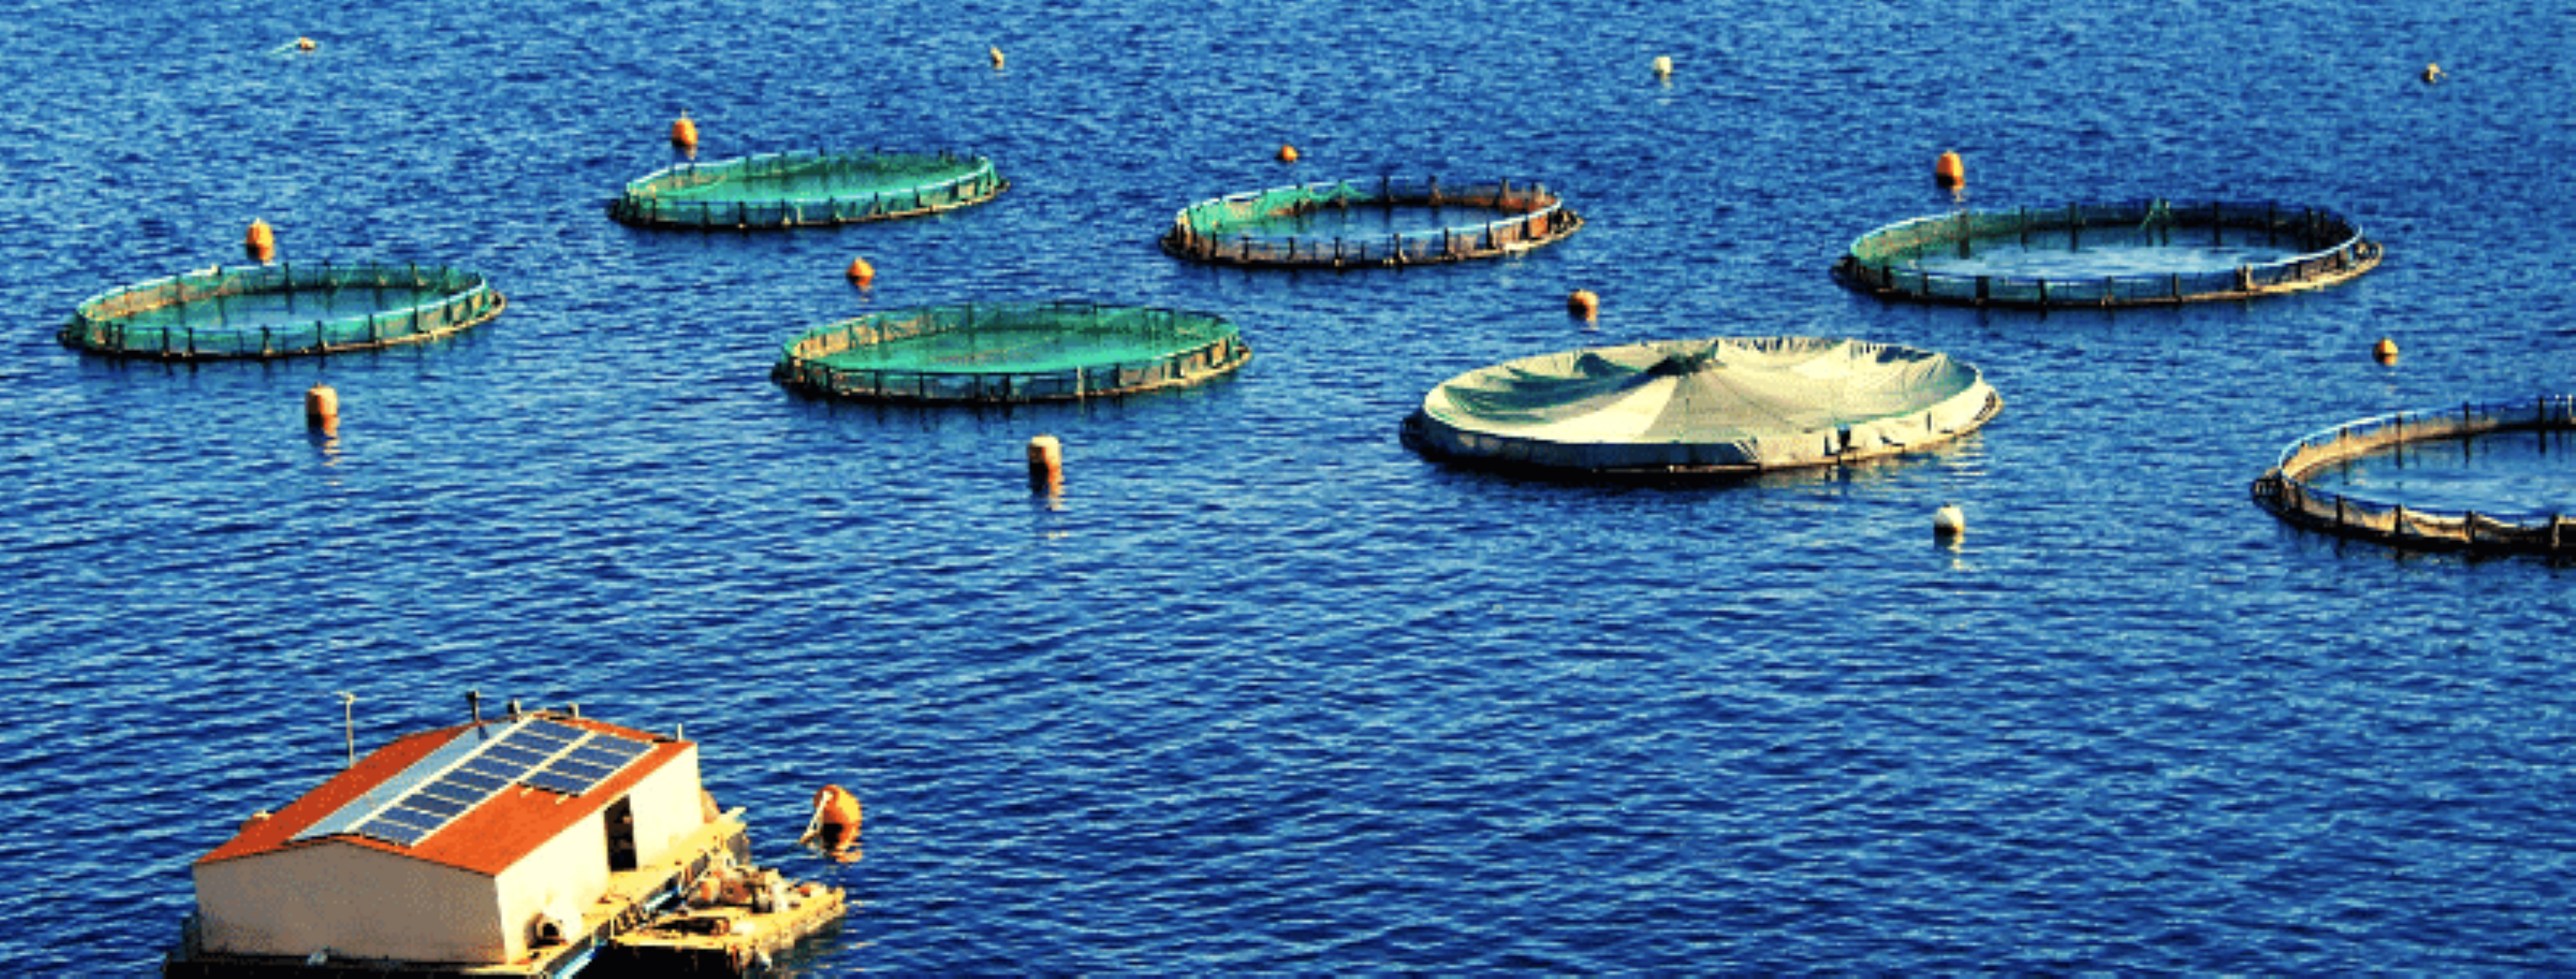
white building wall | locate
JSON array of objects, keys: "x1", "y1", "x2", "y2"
[
  {"x1": 193, "y1": 843, "x2": 502, "y2": 964},
  {"x1": 627, "y1": 744, "x2": 707, "y2": 864},
  {"x1": 492, "y1": 808, "x2": 612, "y2": 960},
  {"x1": 491, "y1": 744, "x2": 706, "y2": 959}
]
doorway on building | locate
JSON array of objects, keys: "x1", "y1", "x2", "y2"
[{"x1": 604, "y1": 798, "x2": 638, "y2": 872}]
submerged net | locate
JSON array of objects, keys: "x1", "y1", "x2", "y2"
[
  {"x1": 1403, "y1": 337, "x2": 2000, "y2": 474},
  {"x1": 610, "y1": 149, "x2": 1006, "y2": 229},
  {"x1": 773, "y1": 300, "x2": 1251, "y2": 403},
  {"x1": 1834, "y1": 200, "x2": 2380, "y2": 306},
  {"x1": 2250, "y1": 395, "x2": 2576, "y2": 554},
  {"x1": 1160, "y1": 176, "x2": 1583, "y2": 267},
  {"x1": 58, "y1": 261, "x2": 505, "y2": 360}
]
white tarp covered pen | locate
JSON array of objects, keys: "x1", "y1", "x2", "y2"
[{"x1": 1402, "y1": 337, "x2": 2000, "y2": 474}]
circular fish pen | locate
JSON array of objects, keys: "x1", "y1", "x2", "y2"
[
  {"x1": 1833, "y1": 200, "x2": 2381, "y2": 307},
  {"x1": 1401, "y1": 337, "x2": 2001, "y2": 477},
  {"x1": 772, "y1": 301, "x2": 1251, "y2": 404},
  {"x1": 57, "y1": 261, "x2": 505, "y2": 360},
  {"x1": 609, "y1": 149, "x2": 1006, "y2": 229},
  {"x1": 2250, "y1": 395, "x2": 2576, "y2": 554},
  {"x1": 1159, "y1": 176, "x2": 1583, "y2": 268}
]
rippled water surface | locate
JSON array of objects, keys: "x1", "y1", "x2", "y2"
[
  {"x1": 4, "y1": 0, "x2": 2574, "y2": 973},
  {"x1": 1912, "y1": 236, "x2": 2304, "y2": 276},
  {"x1": 2306, "y1": 430, "x2": 2576, "y2": 513}
]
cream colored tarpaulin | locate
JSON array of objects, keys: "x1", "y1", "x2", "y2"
[{"x1": 1408, "y1": 337, "x2": 1998, "y2": 473}]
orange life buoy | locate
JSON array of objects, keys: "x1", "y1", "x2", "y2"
[{"x1": 807, "y1": 784, "x2": 864, "y2": 862}]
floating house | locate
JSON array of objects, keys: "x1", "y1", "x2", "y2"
[{"x1": 167, "y1": 702, "x2": 846, "y2": 976}]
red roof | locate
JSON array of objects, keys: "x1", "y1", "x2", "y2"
[{"x1": 196, "y1": 714, "x2": 694, "y2": 877}]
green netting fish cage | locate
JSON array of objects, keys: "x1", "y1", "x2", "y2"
[
  {"x1": 609, "y1": 149, "x2": 1006, "y2": 229},
  {"x1": 1833, "y1": 199, "x2": 2381, "y2": 307},
  {"x1": 1160, "y1": 176, "x2": 1583, "y2": 268},
  {"x1": 2250, "y1": 395, "x2": 2576, "y2": 554},
  {"x1": 1402, "y1": 337, "x2": 2001, "y2": 477},
  {"x1": 772, "y1": 301, "x2": 1252, "y2": 403},
  {"x1": 57, "y1": 261, "x2": 505, "y2": 360}
]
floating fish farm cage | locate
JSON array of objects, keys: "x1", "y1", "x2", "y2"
[
  {"x1": 56, "y1": 261, "x2": 505, "y2": 360},
  {"x1": 608, "y1": 149, "x2": 1006, "y2": 229},
  {"x1": 2250, "y1": 395, "x2": 2576, "y2": 554},
  {"x1": 1402, "y1": 336, "x2": 2000, "y2": 477},
  {"x1": 772, "y1": 300, "x2": 1251, "y2": 404},
  {"x1": 1833, "y1": 200, "x2": 2381, "y2": 307},
  {"x1": 1160, "y1": 176, "x2": 1583, "y2": 268}
]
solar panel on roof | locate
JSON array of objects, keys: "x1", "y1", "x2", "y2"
[
  {"x1": 523, "y1": 769, "x2": 591, "y2": 796},
  {"x1": 404, "y1": 794, "x2": 471, "y2": 819},
  {"x1": 356, "y1": 820, "x2": 430, "y2": 848},
  {"x1": 371, "y1": 807, "x2": 443, "y2": 832},
  {"x1": 417, "y1": 780, "x2": 479, "y2": 804},
  {"x1": 518, "y1": 722, "x2": 582, "y2": 746},
  {"x1": 521, "y1": 729, "x2": 652, "y2": 798},
  {"x1": 322, "y1": 717, "x2": 660, "y2": 848},
  {"x1": 485, "y1": 744, "x2": 551, "y2": 768}
]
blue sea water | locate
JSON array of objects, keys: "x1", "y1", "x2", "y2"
[
  {"x1": 4, "y1": 0, "x2": 2574, "y2": 974},
  {"x1": 2305, "y1": 428, "x2": 2576, "y2": 514}
]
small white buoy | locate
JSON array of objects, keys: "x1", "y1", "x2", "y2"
[
  {"x1": 1933, "y1": 503, "x2": 1965, "y2": 538},
  {"x1": 1027, "y1": 434, "x2": 1062, "y2": 491},
  {"x1": 1652, "y1": 55, "x2": 1674, "y2": 78},
  {"x1": 990, "y1": 45, "x2": 1005, "y2": 70},
  {"x1": 2421, "y1": 62, "x2": 2444, "y2": 84},
  {"x1": 2373, "y1": 337, "x2": 2398, "y2": 363}
]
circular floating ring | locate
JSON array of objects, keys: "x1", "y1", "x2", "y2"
[
  {"x1": 2250, "y1": 395, "x2": 2576, "y2": 554},
  {"x1": 772, "y1": 300, "x2": 1252, "y2": 404},
  {"x1": 1402, "y1": 336, "x2": 2001, "y2": 478},
  {"x1": 1160, "y1": 175, "x2": 1583, "y2": 268},
  {"x1": 1832, "y1": 199, "x2": 2381, "y2": 308},
  {"x1": 609, "y1": 148, "x2": 1006, "y2": 229},
  {"x1": 57, "y1": 261, "x2": 505, "y2": 360}
]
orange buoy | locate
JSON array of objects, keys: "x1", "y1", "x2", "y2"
[
  {"x1": 669, "y1": 112, "x2": 698, "y2": 149},
  {"x1": 801, "y1": 784, "x2": 864, "y2": 863},
  {"x1": 2373, "y1": 337, "x2": 2399, "y2": 363},
  {"x1": 1027, "y1": 434, "x2": 1063, "y2": 492},
  {"x1": 304, "y1": 383, "x2": 338, "y2": 426},
  {"x1": 245, "y1": 219, "x2": 275, "y2": 261},
  {"x1": 845, "y1": 256, "x2": 875, "y2": 286},
  {"x1": 1276, "y1": 144, "x2": 1299, "y2": 163},
  {"x1": 1567, "y1": 289, "x2": 1600, "y2": 320},
  {"x1": 1935, "y1": 151, "x2": 1965, "y2": 189},
  {"x1": 295, "y1": 36, "x2": 316, "y2": 52}
]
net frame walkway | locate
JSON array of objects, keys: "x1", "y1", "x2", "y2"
[
  {"x1": 2250, "y1": 395, "x2": 2576, "y2": 554},
  {"x1": 609, "y1": 149, "x2": 1006, "y2": 229},
  {"x1": 57, "y1": 261, "x2": 505, "y2": 360},
  {"x1": 1159, "y1": 176, "x2": 1584, "y2": 269},
  {"x1": 772, "y1": 300, "x2": 1252, "y2": 404},
  {"x1": 1400, "y1": 336, "x2": 2004, "y2": 479},
  {"x1": 1833, "y1": 199, "x2": 2381, "y2": 307}
]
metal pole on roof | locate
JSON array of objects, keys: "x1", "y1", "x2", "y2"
[{"x1": 338, "y1": 692, "x2": 357, "y2": 768}]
